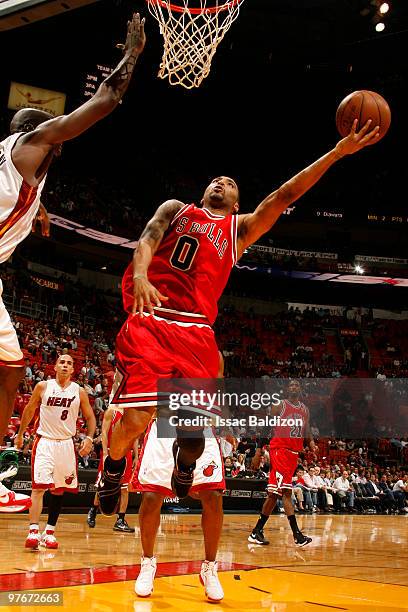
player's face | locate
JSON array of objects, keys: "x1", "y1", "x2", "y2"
[
  {"x1": 202, "y1": 176, "x2": 239, "y2": 214},
  {"x1": 55, "y1": 356, "x2": 74, "y2": 377},
  {"x1": 288, "y1": 381, "x2": 301, "y2": 397}
]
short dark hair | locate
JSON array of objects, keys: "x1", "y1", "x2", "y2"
[{"x1": 10, "y1": 108, "x2": 54, "y2": 134}]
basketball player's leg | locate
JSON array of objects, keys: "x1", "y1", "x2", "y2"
[
  {"x1": 87, "y1": 492, "x2": 99, "y2": 528},
  {"x1": 109, "y1": 408, "x2": 152, "y2": 459},
  {"x1": 249, "y1": 493, "x2": 278, "y2": 545},
  {"x1": 171, "y1": 326, "x2": 219, "y2": 497},
  {"x1": 98, "y1": 407, "x2": 153, "y2": 516},
  {"x1": 199, "y1": 490, "x2": 224, "y2": 602},
  {"x1": 0, "y1": 366, "x2": 24, "y2": 441},
  {"x1": 25, "y1": 489, "x2": 46, "y2": 549},
  {"x1": 281, "y1": 488, "x2": 312, "y2": 546},
  {"x1": 135, "y1": 492, "x2": 163, "y2": 597},
  {"x1": 113, "y1": 486, "x2": 135, "y2": 532},
  {"x1": 42, "y1": 490, "x2": 63, "y2": 549},
  {"x1": 0, "y1": 293, "x2": 25, "y2": 440}
]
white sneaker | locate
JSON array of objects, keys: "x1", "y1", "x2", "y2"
[
  {"x1": 200, "y1": 561, "x2": 224, "y2": 602},
  {"x1": 135, "y1": 557, "x2": 157, "y2": 597},
  {"x1": 40, "y1": 531, "x2": 58, "y2": 549}
]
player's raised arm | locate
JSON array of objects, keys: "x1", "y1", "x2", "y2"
[
  {"x1": 132, "y1": 199, "x2": 184, "y2": 315},
  {"x1": 17, "y1": 13, "x2": 145, "y2": 149},
  {"x1": 236, "y1": 119, "x2": 380, "y2": 252},
  {"x1": 14, "y1": 382, "x2": 46, "y2": 449}
]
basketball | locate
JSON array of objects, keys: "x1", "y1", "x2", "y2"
[{"x1": 335, "y1": 90, "x2": 391, "y2": 143}]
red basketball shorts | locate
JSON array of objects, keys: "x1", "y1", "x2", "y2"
[
  {"x1": 96, "y1": 450, "x2": 133, "y2": 488},
  {"x1": 268, "y1": 447, "x2": 299, "y2": 493},
  {"x1": 110, "y1": 312, "x2": 219, "y2": 411}
]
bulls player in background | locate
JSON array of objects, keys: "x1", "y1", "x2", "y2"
[
  {"x1": 97, "y1": 119, "x2": 379, "y2": 516},
  {"x1": 0, "y1": 12, "x2": 145, "y2": 508},
  {"x1": 249, "y1": 380, "x2": 314, "y2": 547},
  {"x1": 132, "y1": 353, "x2": 225, "y2": 602},
  {"x1": 15, "y1": 355, "x2": 95, "y2": 549}
]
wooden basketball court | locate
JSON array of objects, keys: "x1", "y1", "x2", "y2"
[{"x1": 0, "y1": 513, "x2": 407, "y2": 611}]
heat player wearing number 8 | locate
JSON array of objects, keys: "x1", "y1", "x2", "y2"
[
  {"x1": 15, "y1": 355, "x2": 96, "y2": 550},
  {"x1": 249, "y1": 380, "x2": 315, "y2": 547}
]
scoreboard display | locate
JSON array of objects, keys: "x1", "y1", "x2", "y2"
[{"x1": 83, "y1": 63, "x2": 113, "y2": 101}]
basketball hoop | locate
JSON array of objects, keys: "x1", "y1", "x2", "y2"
[{"x1": 146, "y1": 0, "x2": 245, "y2": 89}]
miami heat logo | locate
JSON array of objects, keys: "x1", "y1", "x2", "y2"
[
  {"x1": 65, "y1": 473, "x2": 75, "y2": 485},
  {"x1": 203, "y1": 461, "x2": 218, "y2": 477}
]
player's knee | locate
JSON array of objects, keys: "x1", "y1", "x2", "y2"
[
  {"x1": 200, "y1": 490, "x2": 223, "y2": 510},
  {"x1": 141, "y1": 492, "x2": 163, "y2": 512}
]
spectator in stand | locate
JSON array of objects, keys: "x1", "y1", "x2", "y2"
[
  {"x1": 392, "y1": 475, "x2": 408, "y2": 512},
  {"x1": 224, "y1": 457, "x2": 234, "y2": 478},
  {"x1": 24, "y1": 358, "x2": 33, "y2": 381},
  {"x1": 293, "y1": 468, "x2": 313, "y2": 512},
  {"x1": 332, "y1": 471, "x2": 356, "y2": 513}
]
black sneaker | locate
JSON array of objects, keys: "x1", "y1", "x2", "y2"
[
  {"x1": 171, "y1": 442, "x2": 195, "y2": 498},
  {"x1": 294, "y1": 531, "x2": 312, "y2": 547},
  {"x1": 87, "y1": 507, "x2": 97, "y2": 528},
  {"x1": 113, "y1": 518, "x2": 135, "y2": 533},
  {"x1": 96, "y1": 467, "x2": 123, "y2": 516},
  {"x1": 247, "y1": 529, "x2": 269, "y2": 545}
]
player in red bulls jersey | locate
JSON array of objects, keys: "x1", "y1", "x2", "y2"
[
  {"x1": 15, "y1": 355, "x2": 95, "y2": 549},
  {"x1": 249, "y1": 380, "x2": 315, "y2": 547},
  {"x1": 87, "y1": 406, "x2": 137, "y2": 533},
  {"x1": 97, "y1": 120, "x2": 379, "y2": 516}
]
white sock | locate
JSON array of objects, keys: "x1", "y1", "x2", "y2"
[
  {"x1": 30, "y1": 524, "x2": 39, "y2": 532},
  {"x1": 45, "y1": 524, "x2": 55, "y2": 533}
]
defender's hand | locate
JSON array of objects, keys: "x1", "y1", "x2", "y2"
[
  {"x1": 132, "y1": 275, "x2": 168, "y2": 316},
  {"x1": 116, "y1": 13, "x2": 146, "y2": 56},
  {"x1": 335, "y1": 119, "x2": 380, "y2": 157}
]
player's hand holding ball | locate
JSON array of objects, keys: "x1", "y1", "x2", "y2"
[{"x1": 334, "y1": 119, "x2": 380, "y2": 158}]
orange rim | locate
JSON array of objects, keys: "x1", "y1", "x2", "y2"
[{"x1": 147, "y1": 0, "x2": 241, "y2": 15}]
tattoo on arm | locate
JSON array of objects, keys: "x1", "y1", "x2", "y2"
[{"x1": 103, "y1": 52, "x2": 139, "y2": 102}]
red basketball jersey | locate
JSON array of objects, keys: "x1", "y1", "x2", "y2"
[
  {"x1": 269, "y1": 399, "x2": 309, "y2": 452},
  {"x1": 122, "y1": 204, "x2": 239, "y2": 325}
]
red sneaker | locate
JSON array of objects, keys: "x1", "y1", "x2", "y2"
[
  {"x1": 25, "y1": 529, "x2": 41, "y2": 549},
  {"x1": 41, "y1": 531, "x2": 58, "y2": 549}
]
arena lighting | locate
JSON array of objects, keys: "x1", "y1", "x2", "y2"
[
  {"x1": 379, "y1": 2, "x2": 390, "y2": 14},
  {"x1": 375, "y1": 21, "x2": 386, "y2": 31},
  {"x1": 354, "y1": 265, "x2": 365, "y2": 274}
]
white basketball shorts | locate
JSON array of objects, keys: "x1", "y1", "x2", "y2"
[
  {"x1": 132, "y1": 420, "x2": 225, "y2": 497},
  {"x1": 31, "y1": 436, "x2": 78, "y2": 492}
]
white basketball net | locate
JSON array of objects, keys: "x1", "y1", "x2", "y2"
[{"x1": 147, "y1": 0, "x2": 245, "y2": 89}]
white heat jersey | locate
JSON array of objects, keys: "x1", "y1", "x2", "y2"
[
  {"x1": 37, "y1": 379, "x2": 81, "y2": 439},
  {"x1": 0, "y1": 133, "x2": 46, "y2": 264}
]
